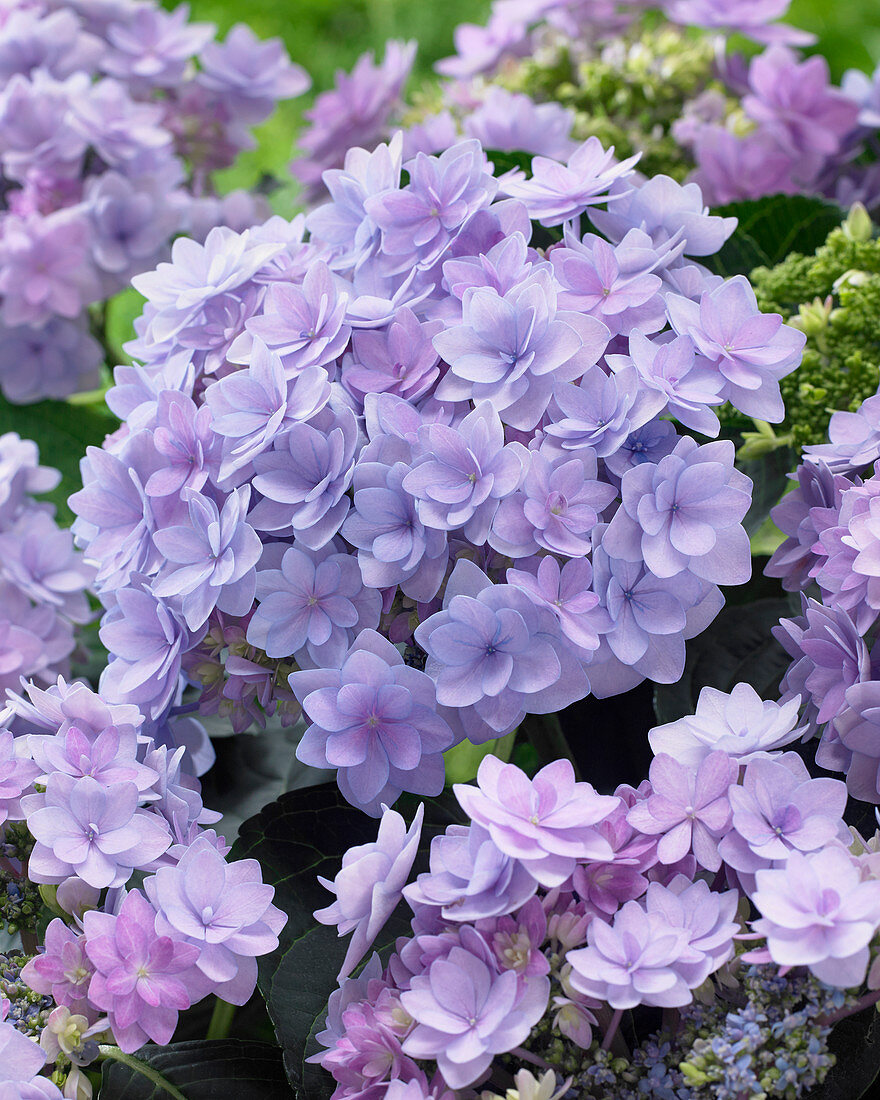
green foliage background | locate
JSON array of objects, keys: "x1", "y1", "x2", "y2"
[{"x1": 170, "y1": 0, "x2": 880, "y2": 193}]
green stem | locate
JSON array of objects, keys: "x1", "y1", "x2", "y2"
[
  {"x1": 206, "y1": 996, "x2": 236, "y2": 1042},
  {"x1": 520, "y1": 712, "x2": 580, "y2": 778},
  {"x1": 97, "y1": 1046, "x2": 189, "y2": 1100}
]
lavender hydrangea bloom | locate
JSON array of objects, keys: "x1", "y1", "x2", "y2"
[
  {"x1": 643, "y1": 876, "x2": 739, "y2": 988},
  {"x1": 463, "y1": 87, "x2": 576, "y2": 160},
  {"x1": 146, "y1": 835, "x2": 286, "y2": 1003},
  {"x1": 832, "y1": 682, "x2": 880, "y2": 802},
  {"x1": 648, "y1": 683, "x2": 804, "y2": 768},
  {"x1": 490, "y1": 449, "x2": 616, "y2": 558},
  {"x1": 206, "y1": 339, "x2": 330, "y2": 478},
  {"x1": 401, "y1": 943, "x2": 550, "y2": 1088},
  {"x1": 609, "y1": 331, "x2": 726, "y2": 436},
  {"x1": 602, "y1": 436, "x2": 752, "y2": 584},
  {"x1": 24, "y1": 773, "x2": 171, "y2": 888},
  {"x1": 152, "y1": 486, "x2": 261, "y2": 631},
  {"x1": 664, "y1": 0, "x2": 815, "y2": 45},
  {"x1": 567, "y1": 899, "x2": 693, "y2": 1009},
  {"x1": 315, "y1": 804, "x2": 423, "y2": 979},
  {"x1": 454, "y1": 755, "x2": 619, "y2": 886},
  {"x1": 403, "y1": 822, "x2": 537, "y2": 921},
  {"x1": 0, "y1": 729, "x2": 39, "y2": 826},
  {"x1": 503, "y1": 137, "x2": 640, "y2": 226},
  {"x1": 743, "y1": 46, "x2": 859, "y2": 159},
  {"x1": 549, "y1": 228, "x2": 667, "y2": 338},
  {"x1": 434, "y1": 271, "x2": 610, "y2": 430},
  {"x1": 100, "y1": 3, "x2": 214, "y2": 87},
  {"x1": 83, "y1": 887, "x2": 200, "y2": 1052},
  {"x1": 29, "y1": 721, "x2": 157, "y2": 793},
  {"x1": 589, "y1": 174, "x2": 736, "y2": 257},
  {"x1": 774, "y1": 598, "x2": 869, "y2": 730},
  {"x1": 366, "y1": 139, "x2": 497, "y2": 272},
  {"x1": 506, "y1": 555, "x2": 608, "y2": 655},
  {"x1": 19, "y1": 919, "x2": 94, "y2": 1016},
  {"x1": 144, "y1": 391, "x2": 218, "y2": 499},
  {"x1": 247, "y1": 542, "x2": 381, "y2": 665},
  {"x1": 401, "y1": 403, "x2": 524, "y2": 543},
  {"x1": 416, "y1": 559, "x2": 591, "y2": 740},
  {"x1": 98, "y1": 575, "x2": 195, "y2": 718},
  {"x1": 341, "y1": 307, "x2": 441, "y2": 407},
  {"x1": 752, "y1": 844, "x2": 880, "y2": 987},
  {"x1": 544, "y1": 363, "x2": 664, "y2": 459},
  {"x1": 0, "y1": 209, "x2": 97, "y2": 327},
  {"x1": 804, "y1": 393, "x2": 880, "y2": 474},
  {"x1": 666, "y1": 275, "x2": 805, "y2": 422},
  {"x1": 241, "y1": 262, "x2": 350, "y2": 373},
  {"x1": 718, "y1": 753, "x2": 848, "y2": 875},
  {"x1": 688, "y1": 125, "x2": 799, "y2": 206},
  {"x1": 765, "y1": 460, "x2": 849, "y2": 589},
  {"x1": 291, "y1": 630, "x2": 455, "y2": 815},
  {"x1": 292, "y1": 40, "x2": 415, "y2": 198},
  {"x1": 342, "y1": 459, "x2": 449, "y2": 603},
  {"x1": 627, "y1": 751, "x2": 737, "y2": 872},
  {"x1": 197, "y1": 23, "x2": 310, "y2": 124},
  {"x1": 0, "y1": 318, "x2": 102, "y2": 403},
  {"x1": 249, "y1": 405, "x2": 359, "y2": 548},
  {"x1": 0, "y1": 1002, "x2": 54, "y2": 1091}
]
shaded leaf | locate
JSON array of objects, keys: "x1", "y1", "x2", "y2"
[
  {"x1": 198, "y1": 717, "x2": 332, "y2": 844},
  {"x1": 739, "y1": 444, "x2": 796, "y2": 537},
  {"x1": 804, "y1": 1007, "x2": 880, "y2": 1100},
  {"x1": 653, "y1": 596, "x2": 793, "y2": 724},
  {"x1": 0, "y1": 393, "x2": 115, "y2": 525},
  {"x1": 231, "y1": 784, "x2": 461, "y2": 1097},
  {"x1": 705, "y1": 194, "x2": 844, "y2": 278},
  {"x1": 100, "y1": 1039, "x2": 292, "y2": 1099}
]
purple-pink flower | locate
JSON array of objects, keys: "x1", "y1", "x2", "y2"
[{"x1": 454, "y1": 755, "x2": 619, "y2": 887}]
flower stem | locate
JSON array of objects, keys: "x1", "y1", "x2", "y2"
[
  {"x1": 601, "y1": 1007, "x2": 625, "y2": 1051},
  {"x1": 508, "y1": 1045, "x2": 553, "y2": 1071},
  {"x1": 97, "y1": 1045, "x2": 188, "y2": 1100},
  {"x1": 816, "y1": 988, "x2": 880, "y2": 1027},
  {"x1": 206, "y1": 996, "x2": 236, "y2": 1041},
  {"x1": 521, "y1": 712, "x2": 580, "y2": 778}
]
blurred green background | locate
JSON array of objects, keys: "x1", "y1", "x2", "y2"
[{"x1": 168, "y1": 0, "x2": 880, "y2": 194}]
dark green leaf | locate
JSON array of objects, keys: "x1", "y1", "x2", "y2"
[
  {"x1": 231, "y1": 784, "x2": 461, "y2": 1097},
  {"x1": 198, "y1": 718, "x2": 333, "y2": 843},
  {"x1": 0, "y1": 394, "x2": 115, "y2": 525},
  {"x1": 739, "y1": 444, "x2": 796, "y2": 536},
  {"x1": 484, "y1": 147, "x2": 533, "y2": 176},
  {"x1": 653, "y1": 596, "x2": 793, "y2": 724},
  {"x1": 705, "y1": 194, "x2": 845, "y2": 277},
  {"x1": 99, "y1": 1040, "x2": 292, "y2": 1099},
  {"x1": 804, "y1": 1007, "x2": 880, "y2": 1100}
]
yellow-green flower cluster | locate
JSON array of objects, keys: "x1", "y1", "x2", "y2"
[
  {"x1": 498, "y1": 24, "x2": 726, "y2": 181},
  {"x1": 747, "y1": 206, "x2": 880, "y2": 450}
]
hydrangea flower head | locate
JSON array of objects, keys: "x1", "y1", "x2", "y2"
[
  {"x1": 292, "y1": 631, "x2": 455, "y2": 815},
  {"x1": 401, "y1": 942, "x2": 550, "y2": 1087},
  {"x1": 315, "y1": 803, "x2": 423, "y2": 979},
  {"x1": 752, "y1": 844, "x2": 880, "y2": 987},
  {"x1": 648, "y1": 682, "x2": 805, "y2": 767},
  {"x1": 454, "y1": 755, "x2": 619, "y2": 886}
]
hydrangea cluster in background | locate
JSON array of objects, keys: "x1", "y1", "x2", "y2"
[
  {"x1": 767, "y1": 384, "x2": 880, "y2": 805},
  {"x1": 309, "y1": 680, "x2": 880, "y2": 1100},
  {"x1": 66, "y1": 126, "x2": 809, "y2": 817},
  {"x1": 0, "y1": 0, "x2": 309, "y2": 404},
  {"x1": 0, "y1": 663, "x2": 286, "y2": 1094},
  {"x1": 291, "y1": 0, "x2": 880, "y2": 213},
  {"x1": 0, "y1": 433, "x2": 92, "y2": 709}
]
